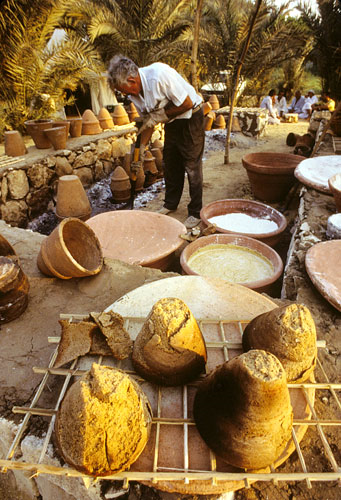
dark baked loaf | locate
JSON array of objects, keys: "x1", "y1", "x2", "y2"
[
  {"x1": 55, "y1": 363, "x2": 152, "y2": 476},
  {"x1": 242, "y1": 303, "x2": 317, "y2": 382},
  {"x1": 193, "y1": 350, "x2": 293, "y2": 469},
  {"x1": 132, "y1": 297, "x2": 207, "y2": 386}
]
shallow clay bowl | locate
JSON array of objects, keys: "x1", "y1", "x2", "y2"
[
  {"x1": 200, "y1": 198, "x2": 287, "y2": 247},
  {"x1": 328, "y1": 173, "x2": 341, "y2": 211},
  {"x1": 86, "y1": 211, "x2": 186, "y2": 271},
  {"x1": 294, "y1": 155, "x2": 341, "y2": 194},
  {"x1": 180, "y1": 233, "x2": 283, "y2": 294}
]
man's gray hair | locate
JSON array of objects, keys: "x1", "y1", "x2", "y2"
[{"x1": 107, "y1": 55, "x2": 138, "y2": 88}]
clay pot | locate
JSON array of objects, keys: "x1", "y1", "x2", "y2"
[
  {"x1": 204, "y1": 112, "x2": 214, "y2": 131},
  {"x1": 110, "y1": 166, "x2": 131, "y2": 202},
  {"x1": 44, "y1": 127, "x2": 67, "y2": 151},
  {"x1": 112, "y1": 104, "x2": 130, "y2": 126},
  {"x1": 127, "y1": 102, "x2": 140, "y2": 122},
  {"x1": 328, "y1": 173, "x2": 341, "y2": 212},
  {"x1": 193, "y1": 350, "x2": 293, "y2": 469},
  {"x1": 150, "y1": 147, "x2": 163, "y2": 175},
  {"x1": 214, "y1": 114, "x2": 226, "y2": 129},
  {"x1": 180, "y1": 233, "x2": 283, "y2": 295},
  {"x1": 37, "y1": 218, "x2": 103, "y2": 279},
  {"x1": 68, "y1": 117, "x2": 82, "y2": 137},
  {"x1": 200, "y1": 198, "x2": 287, "y2": 247},
  {"x1": 135, "y1": 164, "x2": 146, "y2": 192},
  {"x1": 4, "y1": 130, "x2": 27, "y2": 157},
  {"x1": 0, "y1": 256, "x2": 29, "y2": 323},
  {"x1": 56, "y1": 175, "x2": 92, "y2": 221},
  {"x1": 98, "y1": 107, "x2": 114, "y2": 130},
  {"x1": 151, "y1": 139, "x2": 164, "y2": 150},
  {"x1": 208, "y1": 94, "x2": 220, "y2": 110},
  {"x1": 241, "y1": 152, "x2": 306, "y2": 203},
  {"x1": 0, "y1": 234, "x2": 18, "y2": 262},
  {"x1": 202, "y1": 101, "x2": 212, "y2": 116},
  {"x1": 286, "y1": 132, "x2": 299, "y2": 147},
  {"x1": 243, "y1": 303, "x2": 317, "y2": 383},
  {"x1": 81, "y1": 109, "x2": 102, "y2": 135},
  {"x1": 51, "y1": 120, "x2": 70, "y2": 141},
  {"x1": 24, "y1": 119, "x2": 53, "y2": 149},
  {"x1": 143, "y1": 151, "x2": 158, "y2": 186},
  {"x1": 293, "y1": 134, "x2": 315, "y2": 158}
]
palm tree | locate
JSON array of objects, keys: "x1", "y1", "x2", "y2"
[{"x1": 0, "y1": 0, "x2": 103, "y2": 133}]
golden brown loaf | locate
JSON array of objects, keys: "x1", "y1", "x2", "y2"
[
  {"x1": 242, "y1": 303, "x2": 317, "y2": 382},
  {"x1": 55, "y1": 363, "x2": 152, "y2": 476},
  {"x1": 193, "y1": 350, "x2": 293, "y2": 469},
  {"x1": 132, "y1": 297, "x2": 207, "y2": 385}
]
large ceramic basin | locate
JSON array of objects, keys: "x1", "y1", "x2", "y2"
[{"x1": 86, "y1": 210, "x2": 186, "y2": 270}]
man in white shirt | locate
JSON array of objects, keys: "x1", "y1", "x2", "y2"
[
  {"x1": 288, "y1": 90, "x2": 305, "y2": 114},
  {"x1": 260, "y1": 89, "x2": 281, "y2": 124},
  {"x1": 107, "y1": 55, "x2": 204, "y2": 229},
  {"x1": 299, "y1": 90, "x2": 318, "y2": 119}
]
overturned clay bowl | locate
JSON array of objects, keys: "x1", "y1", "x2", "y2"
[
  {"x1": 328, "y1": 173, "x2": 341, "y2": 212},
  {"x1": 86, "y1": 210, "x2": 186, "y2": 271},
  {"x1": 294, "y1": 155, "x2": 341, "y2": 194},
  {"x1": 200, "y1": 198, "x2": 287, "y2": 247},
  {"x1": 180, "y1": 233, "x2": 283, "y2": 295},
  {"x1": 242, "y1": 152, "x2": 306, "y2": 203}
]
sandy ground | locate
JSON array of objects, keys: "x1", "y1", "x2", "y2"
[{"x1": 0, "y1": 120, "x2": 340, "y2": 500}]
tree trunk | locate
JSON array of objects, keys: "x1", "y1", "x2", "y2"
[
  {"x1": 190, "y1": 0, "x2": 204, "y2": 91},
  {"x1": 224, "y1": 0, "x2": 263, "y2": 164}
]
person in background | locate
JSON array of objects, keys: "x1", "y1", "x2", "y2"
[
  {"x1": 107, "y1": 55, "x2": 204, "y2": 230},
  {"x1": 275, "y1": 89, "x2": 288, "y2": 117},
  {"x1": 299, "y1": 89, "x2": 318, "y2": 119},
  {"x1": 260, "y1": 89, "x2": 281, "y2": 124},
  {"x1": 312, "y1": 90, "x2": 336, "y2": 112},
  {"x1": 288, "y1": 90, "x2": 305, "y2": 115}
]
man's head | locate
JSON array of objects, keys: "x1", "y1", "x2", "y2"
[
  {"x1": 307, "y1": 89, "x2": 315, "y2": 98},
  {"x1": 321, "y1": 90, "x2": 330, "y2": 102},
  {"x1": 295, "y1": 90, "x2": 301, "y2": 99},
  {"x1": 269, "y1": 89, "x2": 276, "y2": 97},
  {"x1": 107, "y1": 55, "x2": 141, "y2": 96}
]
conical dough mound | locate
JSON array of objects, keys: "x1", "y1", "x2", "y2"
[
  {"x1": 194, "y1": 350, "x2": 293, "y2": 469},
  {"x1": 242, "y1": 303, "x2": 317, "y2": 382},
  {"x1": 132, "y1": 297, "x2": 207, "y2": 386},
  {"x1": 55, "y1": 363, "x2": 152, "y2": 476}
]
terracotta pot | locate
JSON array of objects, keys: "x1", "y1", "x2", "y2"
[
  {"x1": 202, "y1": 101, "x2": 212, "y2": 116},
  {"x1": 328, "y1": 173, "x2": 341, "y2": 212},
  {"x1": 150, "y1": 147, "x2": 163, "y2": 174},
  {"x1": 110, "y1": 166, "x2": 131, "y2": 202},
  {"x1": 51, "y1": 120, "x2": 70, "y2": 141},
  {"x1": 127, "y1": 102, "x2": 140, "y2": 122},
  {"x1": 242, "y1": 152, "x2": 306, "y2": 202},
  {"x1": 204, "y1": 113, "x2": 214, "y2": 131},
  {"x1": 0, "y1": 234, "x2": 18, "y2": 262},
  {"x1": 81, "y1": 109, "x2": 102, "y2": 135},
  {"x1": 135, "y1": 163, "x2": 145, "y2": 192},
  {"x1": 4, "y1": 131, "x2": 27, "y2": 157},
  {"x1": 56, "y1": 175, "x2": 92, "y2": 221},
  {"x1": 293, "y1": 134, "x2": 315, "y2": 158},
  {"x1": 68, "y1": 117, "x2": 82, "y2": 137},
  {"x1": 24, "y1": 119, "x2": 53, "y2": 149},
  {"x1": 37, "y1": 218, "x2": 103, "y2": 279},
  {"x1": 286, "y1": 132, "x2": 299, "y2": 146},
  {"x1": 0, "y1": 256, "x2": 29, "y2": 323},
  {"x1": 112, "y1": 104, "x2": 130, "y2": 126},
  {"x1": 214, "y1": 114, "x2": 226, "y2": 129},
  {"x1": 98, "y1": 107, "x2": 114, "y2": 129},
  {"x1": 180, "y1": 233, "x2": 283, "y2": 295},
  {"x1": 200, "y1": 198, "x2": 287, "y2": 247},
  {"x1": 143, "y1": 150, "x2": 157, "y2": 174},
  {"x1": 208, "y1": 94, "x2": 220, "y2": 110},
  {"x1": 44, "y1": 127, "x2": 67, "y2": 151}
]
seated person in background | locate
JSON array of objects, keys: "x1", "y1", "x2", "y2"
[
  {"x1": 260, "y1": 89, "x2": 281, "y2": 124},
  {"x1": 312, "y1": 90, "x2": 336, "y2": 112},
  {"x1": 288, "y1": 90, "x2": 305, "y2": 114},
  {"x1": 275, "y1": 89, "x2": 288, "y2": 117},
  {"x1": 299, "y1": 90, "x2": 318, "y2": 119}
]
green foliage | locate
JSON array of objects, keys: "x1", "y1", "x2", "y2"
[{"x1": 0, "y1": 0, "x2": 103, "y2": 133}]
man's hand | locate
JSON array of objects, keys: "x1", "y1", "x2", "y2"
[{"x1": 138, "y1": 108, "x2": 169, "y2": 135}]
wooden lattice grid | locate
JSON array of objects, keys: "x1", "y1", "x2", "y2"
[{"x1": 0, "y1": 313, "x2": 340, "y2": 490}]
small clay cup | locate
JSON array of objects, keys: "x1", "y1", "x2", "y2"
[
  {"x1": 112, "y1": 104, "x2": 130, "y2": 126},
  {"x1": 98, "y1": 107, "x2": 114, "y2": 129},
  {"x1": 37, "y1": 218, "x2": 103, "y2": 279},
  {"x1": 204, "y1": 113, "x2": 214, "y2": 131},
  {"x1": 208, "y1": 94, "x2": 220, "y2": 110},
  {"x1": 193, "y1": 350, "x2": 293, "y2": 469},
  {"x1": 4, "y1": 131, "x2": 27, "y2": 157},
  {"x1": 202, "y1": 101, "x2": 212, "y2": 116},
  {"x1": 56, "y1": 175, "x2": 92, "y2": 221},
  {"x1": 68, "y1": 118, "x2": 82, "y2": 137},
  {"x1": 214, "y1": 114, "x2": 226, "y2": 129},
  {"x1": 0, "y1": 256, "x2": 29, "y2": 323},
  {"x1": 51, "y1": 120, "x2": 70, "y2": 141},
  {"x1": 24, "y1": 119, "x2": 53, "y2": 149},
  {"x1": 110, "y1": 166, "x2": 131, "y2": 202},
  {"x1": 286, "y1": 132, "x2": 299, "y2": 147},
  {"x1": 328, "y1": 173, "x2": 341, "y2": 212},
  {"x1": 44, "y1": 126, "x2": 67, "y2": 150},
  {"x1": 82, "y1": 109, "x2": 102, "y2": 135}
]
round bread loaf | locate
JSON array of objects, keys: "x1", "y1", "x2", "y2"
[
  {"x1": 242, "y1": 303, "x2": 317, "y2": 382},
  {"x1": 55, "y1": 363, "x2": 152, "y2": 476},
  {"x1": 132, "y1": 297, "x2": 207, "y2": 386},
  {"x1": 193, "y1": 350, "x2": 293, "y2": 469}
]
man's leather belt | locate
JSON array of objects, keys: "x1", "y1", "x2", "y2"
[{"x1": 192, "y1": 103, "x2": 202, "y2": 114}]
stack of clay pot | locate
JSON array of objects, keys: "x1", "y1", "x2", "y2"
[
  {"x1": 204, "y1": 111, "x2": 216, "y2": 131},
  {"x1": 214, "y1": 114, "x2": 226, "y2": 129},
  {"x1": 68, "y1": 117, "x2": 82, "y2": 137},
  {"x1": 112, "y1": 104, "x2": 130, "y2": 126},
  {"x1": 44, "y1": 126, "x2": 67, "y2": 150},
  {"x1": 110, "y1": 166, "x2": 131, "y2": 202},
  {"x1": 24, "y1": 119, "x2": 53, "y2": 149},
  {"x1": 0, "y1": 234, "x2": 29, "y2": 323},
  {"x1": 37, "y1": 218, "x2": 103, "y2": 279},
  {"x1": 4, "y1": 131, "x2": 27, "y2": 157},
  {"x1": 208, "y1": 94, "x2": 220, "y2": 110},
  {"x1": 56, "y1": 175, "x2": 92, "y2": 221},
  {"x1": 81, "y1": 109, "x2": 102, "y2": 135},
  {"x1": 127, "y1": 102, "x2": 140, "y2": 122},
  {"x1": 98, "y1": 107, "x2": 114, "y2": 130},
  {"x1": 143, "y1": 150, "x2": 158, "y2": 187}
]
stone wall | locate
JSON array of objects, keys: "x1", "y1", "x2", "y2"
[{"x1": 0, "y1": 126, "x2": 136, "y2": 227}]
